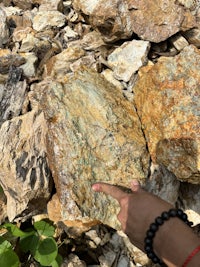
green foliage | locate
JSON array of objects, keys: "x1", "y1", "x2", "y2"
[{"x1": 0, "y1": 220, "x2": 63, "y2": 267}]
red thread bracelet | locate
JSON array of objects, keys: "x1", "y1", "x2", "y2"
[{"x1": 182, "y1": 245, "x2": 200, "y2": 267}]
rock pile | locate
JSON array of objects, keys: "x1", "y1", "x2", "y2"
[{"x1": 0, "y1": 0, "x2": 200, "y2": 266}]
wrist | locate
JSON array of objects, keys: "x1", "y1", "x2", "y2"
[{"x1": 154, "y1": 218, "x2": 200, "y2": 266}]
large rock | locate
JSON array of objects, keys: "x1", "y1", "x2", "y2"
[
  {"x1": 0, "y1": 109, "x2": 52, "y2": 221},
  {"x1": 134, "y1": 45, "x2": 200, "y2": 184},
  {"x1": 73, "y1": 0, "x2": 195, "y2": 42},
  {"x1": 34, "y1": 68, "x2": 149, "y2": 229}
]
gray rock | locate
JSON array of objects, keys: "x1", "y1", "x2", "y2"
[{"x1": 0, "y1": 8, "x2": 9, "y2": 47}]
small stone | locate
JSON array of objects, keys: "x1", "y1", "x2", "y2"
[
  {"x1": 39, "y1": 0, "x2": 64, "y2": 11},
  {"x1": 170, "y1": 33, "x2": 189, "y2": 51},
  {"x1": 13, "y1": 27, "x2": 33, "y2": 42},
  {"x1": 63, "y1": 25, "x2": 79, "y2": 40},
  {"x1": 33, "y1": 11, "x2": 66, "y2": 31},
  {"x1": 107, "y1": 40, "x2": 150, "y2": 82},
  {"x1": 0, "y1": 49, "x2": 26, "y2": 74},
  {"x1": 19, "y1": 52, "x2": 38, "y2": 77},
  {"x1": 0, "y1": 8, "x2": 9, "y2": 48},
  {"x1": 62, "y1": 254, "x2": 86, "y2": 267},
  {"x1": 98, "y1": 251, "x2": 117, "y2": 267}
]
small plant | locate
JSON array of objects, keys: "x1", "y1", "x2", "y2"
[{"x1": 0, "y1": 220, "x2": 63, "y2": 267}]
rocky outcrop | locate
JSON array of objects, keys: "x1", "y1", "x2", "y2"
[
  {"x1": 134, "y1": 45, "x2": 200, "y2": 184},
  {"x1": 32, "y1": 68, "x2": 149, "y2": 229}
]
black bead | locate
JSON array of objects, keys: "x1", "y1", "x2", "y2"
[
  {"x1": 147, "y1": 251, "x2": 155, "y2": 260},
  {"x1": 169, "y1": 208, "x2": 177, "y2": 217},
  {"x1": 147, "y1": 230, "x2": 155, "y2": 238},
  {"x1": 152, "y1": 256, "x2": 160, "y2": 263},
  {"x1": 155, "y1": 216, "x2": 163, "y2": 225},
  {"x1": 144, "y1": 245, "x2": 152, "y2": 253},
  {"x1": 181, "y1": 213, "x2": 188, "y2": 222},
  {"x1": 161, "y1": 211, "x2": 170, "y2": 220},
  {"x1": 144, "y1": 237, "x2": 152, "y2": 245},
  {"x1": 150, "y1": 222, "x2": 158, "y2": 232},
  {"x1": 177, "y1": 209, "x2": 184, "y2": 218}
]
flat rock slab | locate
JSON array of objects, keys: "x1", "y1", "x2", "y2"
[
  {"x1": 134, "y1": 45, "x2": 200, "y2": 184},
  {"x1": 36, "y1": 68, "x2": 149, "y2": 228}
]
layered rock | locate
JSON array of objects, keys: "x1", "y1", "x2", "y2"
[
  {"x1": 0, "y1": 108, "x2": 52, "y2": 221},
  {"x1": 33, "y1": 68, "x2": 149, "y2": 229},
  {"x1": 134, "y1": 45, "x2": 200, "y2": 184}
]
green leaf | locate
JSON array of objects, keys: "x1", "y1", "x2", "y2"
[
  {"x1": 20, "y1": 233, "x2": 39, "y2": 254},
  {"x1": 34, "y1": 237, "x2": 58, "y2": 266},
  {"x1": 51, "y1": 254, "x2": 63, "y2": 267},
  {"x1": 3, "y1": 223, "x2": 34, "y2": 237},
  {"x1": 0, "y1": 236, "x2": 12, "y2": 253},
  {"x1": 0, "y1": 248, "x2": 20, "y2": 267},
  {"x1": 34, "y1": 221, "x2": 55, "y2": 237}
]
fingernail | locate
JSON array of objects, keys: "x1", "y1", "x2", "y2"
[
  {"x1": 131, "y1": 179, "x2": 139, "y2": 186},
  {"x1": 92, "y1": 184, "x2": 100, "y2": 191}
]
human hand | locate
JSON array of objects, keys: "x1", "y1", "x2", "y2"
[{"x1": 92, "y1": 180, "x2": 173, "y2": 251}]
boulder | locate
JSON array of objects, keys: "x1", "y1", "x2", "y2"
[
  {"x1": 134, "y1": 45, "x2": 200, "y2": 184},
  {"x1": 34, "y1": 68, "x2": 149, "y2": 229}
]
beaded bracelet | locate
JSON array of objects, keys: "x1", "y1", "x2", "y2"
[{"x1": 144, "y1": 208, "x2": 193, "y2": 266}]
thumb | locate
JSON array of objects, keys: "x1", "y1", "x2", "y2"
[{"x1": 130, "y1": 179, "x2": 143, "y2": 192}]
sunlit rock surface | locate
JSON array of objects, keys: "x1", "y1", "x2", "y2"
[
  {"x1": 35, "y1": 68, "x2": 149, "y2": 229},
  {"x1": 73, "y1": 0, "x2": 195, "y2": 42},
  {"x1": 134, "y1": 45, "x2": 200, "y2": 184},
  {"x1": 0, "y1": 109, "x2": 52, "y2": 221}
]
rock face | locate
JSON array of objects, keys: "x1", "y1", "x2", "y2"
[
  {"x1": 0, "y1": 8, "x2": 9, "y2": 47},
  {"x1": 73, "y1": 0, "x2": 195, "y2": 42},
  {"x1": 34, "y1": 68, "x2": 149, "y2": 228},
  {"x1": 134, "y1": 45, "x2": 200, "y2": 184},
  {"x1": 0, "y1": 108, "x2": 52, "y2": 221}
]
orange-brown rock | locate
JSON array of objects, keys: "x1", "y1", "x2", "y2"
[
  {"x1": 134, "y1": 45, "x2": 200, "y2": 184},
  {"x1": 34, "y1": 68, "x2": 149, "y2": 229}
]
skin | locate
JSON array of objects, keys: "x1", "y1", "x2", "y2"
[{"x1": 92, "y1": 180, "x2": 200, "y2": 267}]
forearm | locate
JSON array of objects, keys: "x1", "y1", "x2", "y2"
[{"x1": 154, "y1": 218, "x2": 200, "y2": 266}]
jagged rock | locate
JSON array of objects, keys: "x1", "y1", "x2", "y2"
[
  {"x1": 184, "y1": 28, "x2": 200, "y2": 48},
  {"x1": 0, "y1": 67, "x2": 27, "y2": 126},
  {"x1": 39, "y1": 0, "x2": 64, "y2": 11},
  {"x1": 169, "y1": 33, "x2": 189, "y2": 51},
  {"x1": 12, "y1": 0, "x2": 33, "y2": 10},
  {"x1": 0, "y1": 49, "x2": 26, "y2": 74},
  {"x1": 20, "y1": 52, "x2": 38, "y2": 77},
  {"x1": 34, "y1": 68, "x2": 149, "y2": 229},
  {"x1": 44, "y1": 47, "x2": 86, "y2": 79},
  {"x1": 107, "y1": 40, "x2": 150, "y2": 82},
  {"x1": 134, "y1": 45, "x2": 200, "y2": 184},
  {"x1": 73, "y1": 0, "x2": 195, "y2": 43},
  {"x1": 0, "y1": 8, "x2": 9, "y2": 47},
  {"x1": 0, "y1": 108, "x2": 52, "y2": 221},
  {"x1": 62, "y1": 254, "x2": 86, "y2": 267},
  {"x1": 33, "y1": 11, "x2": 66, "y2": 31}
]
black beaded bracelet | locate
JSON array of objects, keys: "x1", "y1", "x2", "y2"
[{"x1": 144, "y1": 208, "x2": 193, "y2": 266}]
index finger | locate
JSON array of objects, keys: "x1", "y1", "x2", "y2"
[{"x1": 92, "y1": 182, "x2": 128, "y2": 202}]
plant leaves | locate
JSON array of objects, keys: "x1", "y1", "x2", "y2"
[
  {"x1": 20, "y1": 233, "x2": 39, "y2": 254},
  {"x1": 0, "y1": 236, "x2": 12, "y2": 253},
  {"x1": 34, "y1": 220, "x2": 55, "y2": 237},
  {"x1": 34, "y1": 237, "x2": 58, "y2": 266},
  {"x1": 3, "y1": 223, "x2": 34, "y2": 237},
  {"x1": 0, "y1": 248, "x2": 20, "y2": 267},
  {"x1": 51, "y1": 254, "x2": 63, "y2": 267}
]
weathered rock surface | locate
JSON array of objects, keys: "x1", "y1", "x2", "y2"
[
  {"x1": 33, "y1": 10, "x2": 66, "y2": 31},
  {"x1": 0, "y1": 8, "x2": 9, "y2": 47},
  {"x1": 73, "y1": 0, "x2": 195, "y2": 42},
  {"x1": 134, "y1": 45, "x2": 200, "y2": 184},
  {"x1": 0, "y1": 108, "x2": 52, "y2": 221},
  {"x1": 107, "y1": 40, "x2": 150, "y2": 82},
  {"x1": 33, "y1": 68, "x2": 149, "y2": 229}
]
